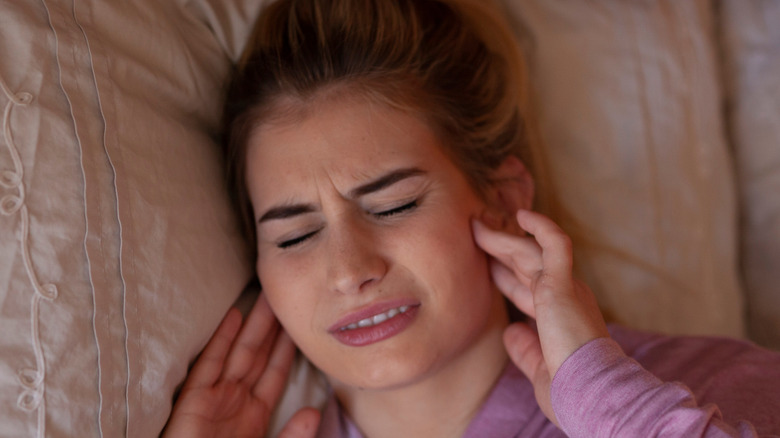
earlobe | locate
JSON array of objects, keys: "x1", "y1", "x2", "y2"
[{"x1": 488, "y1": 155, "x2": 535, "y2": 216}]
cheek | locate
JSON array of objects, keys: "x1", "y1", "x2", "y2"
[
  {"x1": 255, "y1": 259, "x2": 309, "y2": 329},
  {"x1": 417, "y1": 203, "x2": 491, "y2": 294},
  {"x1": 255, "y1": 255, "x2": 292, "y2": 299}
]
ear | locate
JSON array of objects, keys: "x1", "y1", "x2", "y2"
[{"x1": 485, "y1": 155, "x2": 534, "y2": 216}]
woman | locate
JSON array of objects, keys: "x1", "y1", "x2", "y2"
[{"x1": 164, "y1": 0, "x2": 780, "y2": 436}]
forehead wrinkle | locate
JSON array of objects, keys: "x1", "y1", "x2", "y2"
[
  {"x1": 312, "y1": 166, "x2": 373, "y2": 209},
  {"x1": 250, "y1": 92, "x2": 443, "y2": 213},
  {"x1": 309, "y1": 101, "x2": 391, "y2": 192},
  {"x1": 311, "y1": 167, "x2": 347, "y2": 214}
]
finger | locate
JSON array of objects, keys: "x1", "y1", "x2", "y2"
[
  {"x1": 222, "y1": 294, "x2": 277, "y2": 382},
  {"x1": 241, "y1": 322, "x2": 281, "y2": 386},
  {"x1": 277, "y1": 408, "x2": 321, "y2": 438},
  {"x1": 504, "y1": 322, "x2": 545, "y2": 383},
  {"x1": 183, "y1": 307, "x2": 243, "y2": 390},
  {"x1": 252, "y1": 330, "x2": 297, "y2": 404},
  {"x1": 490, "y1": 260, "x2": 535, "y2": 318},
  {"x1": 503, "y1": 323, "x2": 556, "y2": 424},
  {"x1": 514, "y1": 210, "x2": 573, "y2": 279},
  {"x1": 472, "y1": 219, "x2": 543, "y2": 279}
]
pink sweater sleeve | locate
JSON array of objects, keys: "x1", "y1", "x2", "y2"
[{"x1": 550, "y1": 337, "x2": 779, "y2": 437}]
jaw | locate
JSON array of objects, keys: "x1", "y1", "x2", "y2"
[{"x1": 326, "y1": 296, "x2": 510, "y2": 438}]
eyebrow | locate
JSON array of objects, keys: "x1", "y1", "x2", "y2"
[
  {"x1": 258, "y1": 204, "x2": 317, "y2": 223},
  {"x1": 257, "y1": 167, "x2": 426, "y2": 224},
  {"x1": 348, "y1": 167, "x2": 426, "y2": 198}
]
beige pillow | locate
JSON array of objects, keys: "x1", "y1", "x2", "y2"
[
  {"x1": 0, "y1": 1, "x2": 265, "y2": 436},
  {"x1": 720, "y1": 0, "x2": 780, "y2": 349},
  {"x1": 0, "y1": 1, "x2": 758, "y2": 436},
  {"x1": 502, "y1": 0, "x2": 745, "y2": 338}
]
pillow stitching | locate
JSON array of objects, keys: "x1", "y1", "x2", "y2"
[{"x1": 1, "y1": 73, "x2": 58, "y2": 438}]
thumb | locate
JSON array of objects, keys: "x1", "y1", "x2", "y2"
[
  {"x1": 504, "y1": 323, "x2": 543, "y2": 381},
  {"x1": 504, "y1": 323, "x2": 557, "y2": 426},
  {"x1": 276, "y1": 407, "x2": 321, "y2": 438}
]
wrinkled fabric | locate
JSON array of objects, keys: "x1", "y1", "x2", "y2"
[
  {"x1": 719, "y1": 0, "x2": 780, "y2": 350},
  {"x1": 503, "y1": 0, "x2": 745, "y2": 338},
  {"x1": 316, "y1": 325, "x2": 780, "y2": 437},
  {"x1": 0, "y1": 1, "x2": 263, "y2": 436}
]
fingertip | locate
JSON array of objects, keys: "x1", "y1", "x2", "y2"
[
  {"x1": 514, "y1": 209, "x2": 563, "y2": 233},
  {"x1": 471, "y1": 217, "x2": 486, "y2": 233},
  {"x1": 503, "y1": 323, "x2": 525, "y2": 348},
  {"x1": 471, "y1": 218, "x2": 493, "y2": 247},
  {"x1": 514, "y1": 208, "x2": 535, "y2": 228},
  {"x1": 220, "y1": 307, "x2": 243, "y2": 334},
  {"x1": 300, "y1": 406, "x2": 322, "y2": 427},
  {"x1": 503, "y1": 322, "x2": 539, "y2": 362},
  {"x1": 280, "y1": 407, "x2": 322, "y2": 438},
  {"x1": 472, "y1": 213, "x2": 507, "y2": 243},
  {"x1": 226, "y1": 306, "x2": 242, "y2": 319}
]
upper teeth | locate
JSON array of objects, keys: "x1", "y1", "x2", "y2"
[{"x1": 342, "y1": 306, "x2": 410, "y2": 331}]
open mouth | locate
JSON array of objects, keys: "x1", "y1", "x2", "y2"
[
  {"x1": 330, "y1": 302, "x2": 420, "y2": 347},
  {"x1": 339, "y1": 305, "x2": 411, "y2": 331}
]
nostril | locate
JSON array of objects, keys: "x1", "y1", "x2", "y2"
[
  {"x1": 329, "y1": 255, "x2": 387, "y2": 295},
  {"x1": 326, "y1": 223, "x2": 388, "y2": 294}
]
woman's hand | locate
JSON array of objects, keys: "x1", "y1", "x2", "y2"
[
  {"x1": 163, "y1": 295, "x2": 320, "y2": 438},
  {"x1": 473, "y1": 209, "x2": 609, "y2": 426}
]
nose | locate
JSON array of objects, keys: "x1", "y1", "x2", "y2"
[{"x1": 326, "y1": 218, "x2": 387, "y2": 295}]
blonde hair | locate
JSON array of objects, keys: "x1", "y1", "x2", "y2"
[{"x1": 223, "y1": 0, "x2": 552, "y2": 246}]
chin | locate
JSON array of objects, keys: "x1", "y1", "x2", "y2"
[{"x1": 318, "y1": 348, "x2": 441, "y2": 392}]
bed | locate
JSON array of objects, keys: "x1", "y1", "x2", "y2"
[{"x1": 1, "y1": 0, "x2": 778, "y2": 436}]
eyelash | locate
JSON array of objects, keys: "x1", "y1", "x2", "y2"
[
  {"x1": 373, "y1": 200, "x2": 418, "y2": 218},
  {"x1": 276, "y1": 200, "x2": 420, "y2": 249},
  {"x1": 278, "y1": 230, "x2": 318, "y2": 249}
]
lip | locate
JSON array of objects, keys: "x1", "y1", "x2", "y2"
[{"x1": 328, "y1": 299, "x2": 420, "y2": 347}]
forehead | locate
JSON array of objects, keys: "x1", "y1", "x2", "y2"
[{"x1": 244, "y1": 96, "x2": 450, "y2": 193}]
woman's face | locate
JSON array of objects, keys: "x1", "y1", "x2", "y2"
[{"x1": 245, "y1": 95, "x2": 508, "y2": 391}]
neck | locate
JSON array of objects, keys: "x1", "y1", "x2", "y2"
[{"x1": 331, "y1": 309, "x2": 509, "y2": 438}]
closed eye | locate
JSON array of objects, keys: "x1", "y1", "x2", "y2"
[
  {"x1": 278, "y1": 230, "x2": 319, "y2": 249},
  {"x1": 373, "y1": 200, "x2": 418, "y2": 218},
  {"x1": 276, "y1": 200, "x2": 419, "y2": 248}
]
